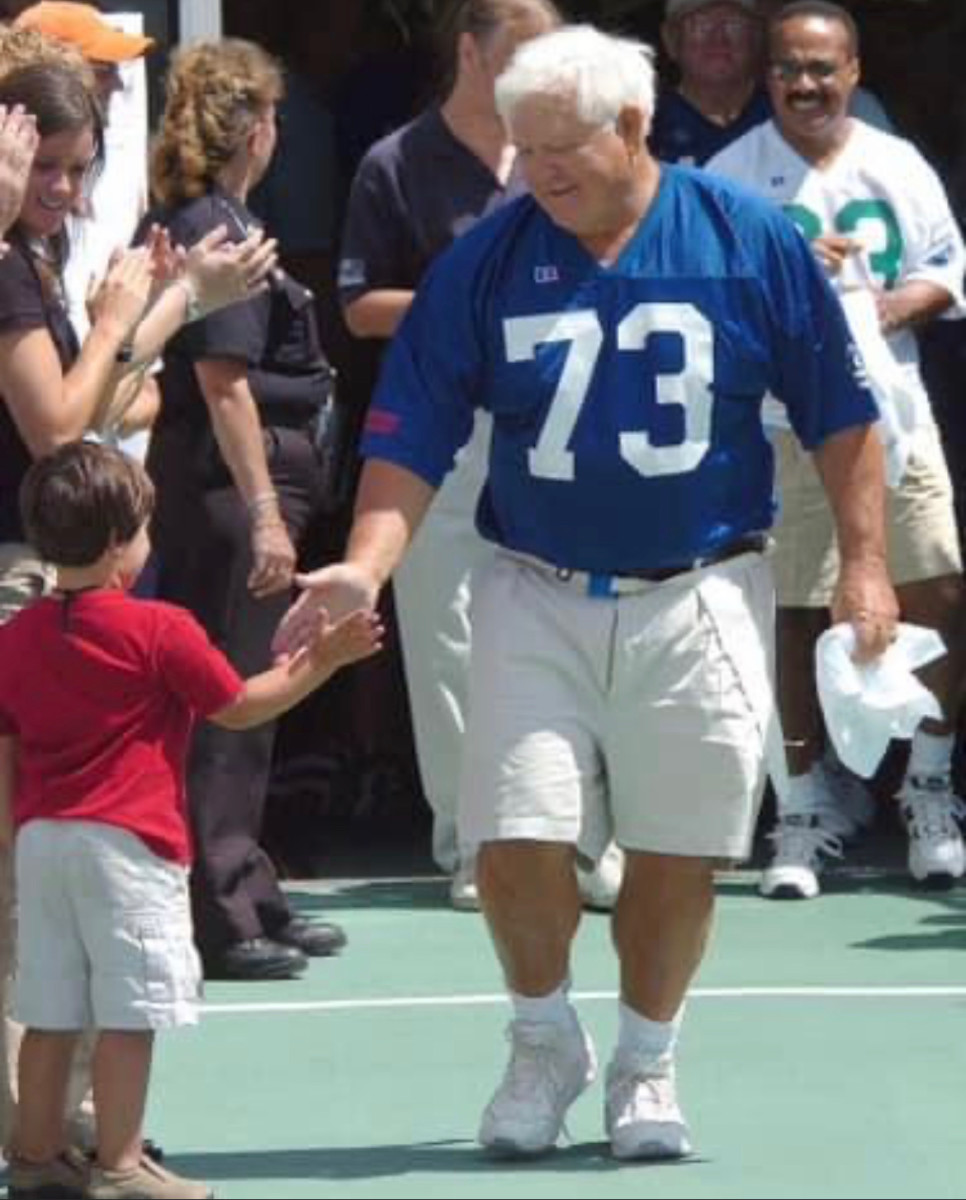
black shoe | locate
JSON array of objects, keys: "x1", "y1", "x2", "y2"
[
  {"x1": 273, "y1": 916, "x2": 347, "y2": 957},
  {"x1": 203, "y1": 937, "x2": 308, "y2": 980}
]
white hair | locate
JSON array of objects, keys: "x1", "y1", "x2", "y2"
[{"x1": 494, "y1": 24, "x2": 656, "y2": 132}]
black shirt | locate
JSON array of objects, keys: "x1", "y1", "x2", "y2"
[
  {"x1": 338, "y1": 107, "x2": 526, "y2": 305},
  {"x1": 0, "y1": 240, "x2": 78, "y2": 542},
  {"x1": 144, "y1": 188, "x2": 332, "y2": 431}
]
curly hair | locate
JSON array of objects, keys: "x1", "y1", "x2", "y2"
[
  {"x1": 0, "y1": 25, "x2": 94, "y2": 90},
  {"x1": 151, "y1": 38, "x2": 283, "y2": 207}
]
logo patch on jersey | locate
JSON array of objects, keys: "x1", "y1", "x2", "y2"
[
  {"x1": 925, "y1": 242, "x2": 954, "y2": 268},
  {"x1": 770, "y1": 175, "x2": 785, "y2": 188},
  {"x1": 337, "y1": 258, "x2": 366, "y2": 289},
  {"x1": 365, "y1": 408, "x2": 401, "y2": 436},
  {"x1": 847, "y1": 340, "x2": 871, "y2": 391},
  {"x1": 534, "y1": 265, "x2": 560, "y2": 284}
]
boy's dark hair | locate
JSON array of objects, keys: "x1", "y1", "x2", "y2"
[{"x1": 20, "y1": 441, "x2": 155, "y2": 567}]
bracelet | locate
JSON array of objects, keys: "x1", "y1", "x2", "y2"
[
  {"x1": 247, "y1": 491, "x2": 279, "y2": 513},
  {"x1": 172, "y1": 277, "x2": 203, "y2": 323}
]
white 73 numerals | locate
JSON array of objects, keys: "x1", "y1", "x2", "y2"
[{"x1": 504, "y1": 303, "x2": 714, "y2": 482}]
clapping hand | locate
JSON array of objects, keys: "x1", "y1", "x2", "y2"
[{"x1": 0, "y1": 105, "x2": 38, "y2": 256}]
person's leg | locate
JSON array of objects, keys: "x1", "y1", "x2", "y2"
[
  {"x1": 460, "y1": 559, "x2": 612, "y2": 1156},
  {"x1": 477, "y1": 841, "x2": 581, "y2": 994},
  {"x1": 0, "y1": 547, "x2": 56, "y2": 1151},
  {"x1": 603, "y1": 852, "x2": 714, "y2": 1160},
  {"x1": 12, "y1": 1029, "x2": 78, "y2": 1162},
  {"x1": 613, "y1": 853, "x2": 714, "y2": 1022},
  {"x1": 604, "y1": 552, "x2": 774, "y2": 1159},
  {"x1": 80, "y1": 825, "x2": 211, "y2": 1199},
  {"x1": 151, "y1": 446, "x2": 324, "y2": 975},
  {"x1": 764, "y1": 432, "x2": 866, "y2": 900},
  {"x1": 882, "y1": 421, "x2": 965, "y2": 883},
  {"x1": 475, "y1": 840, "x2": 596, "y2": 1157},
  {"x1": 91, "y1": 1031, "x2": 153, "y2": 1171},
  {"x1": 894, "y1": 574, "x2": 966, "y2": 883},
  {"x1": 394, "y1": 415, "x2": 494, "y2": 906},
  {"x1": 760, "y1": 607, "x2": 851, "y2": 900}
]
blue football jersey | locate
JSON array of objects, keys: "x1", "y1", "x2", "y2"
[{"x1": 362, "y1": 166, "x2": 877, "y2": 573}]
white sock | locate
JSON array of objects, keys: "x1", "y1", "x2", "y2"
[
  {"x1": 511, "y1": 982, "x2": 574, "y2": 1027},
  {"x1": 907, "y1": 730, "x2": 954, "y2": 780},
  {"x1": 617, "y1": 1000, "x2": 682, "y2": 1061}
]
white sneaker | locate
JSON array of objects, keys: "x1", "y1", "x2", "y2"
[
  {"x1": 759, "y1": 813, "x2": 843, "y2": 900},
  {"x1": 478, "y1": 1016, "x2": 597, "y2": 1156},
  {"x1": 605, "y1": 1051, "x2": 691, "y2": 1160},
  {"x1": 818, "y1": 749, "x2": 877, "y2": 839},
  {"x1": 899, "y1": 774, "x2": 966, "y2": 884},
  {"x1": 449, "y1": 858, "x2": 480, "y2": 911},
  {"x1": 577, "y1": 843, "x2": 624, "y2": 911}
]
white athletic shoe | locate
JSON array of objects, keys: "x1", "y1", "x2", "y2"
[
  {"x1": 605, "y1": 1051, "x2": 692, "y2": 1160},
  {"x1": 899, "y1": 773, "x2": 966, "y2": 884},
  {"x1": 759, "y1": 813, "x2": 843, "y2": 900},
  {"x1": 449, "y1": 858, "x2": 480, "y2": 911},
  {"x1": 478, "y1": 1016, "x2": 597, "y2": 1156},
  {"x1": 577, "y1": 843, "x2": 624, "y2": 911}
]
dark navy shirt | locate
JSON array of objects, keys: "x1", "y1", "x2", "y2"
[
  {"x1": 650, "y1": 86, "x2": 772, "y2": 167},
  {"x1": 143, "y1": 189, "x2": 332, "y2": 430},
  {"x1": 338, "y1": 107, "x2": 526, "y2": 305},
  {"x1": 0, "y1": 240, "x2": 78, "y2": 542}
]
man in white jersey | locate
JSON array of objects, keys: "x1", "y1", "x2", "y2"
[{"x1": 708, "y1": 0, "x2": 966, "y2": 898}]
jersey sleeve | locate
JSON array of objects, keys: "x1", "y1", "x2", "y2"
[
  {"x1": 359, "y1": 235, "x2": 483, "y2": 487},
  {"x1": 153, "y1": 605, "x2": 244, "y2": 717},
  {"x1": 892, "y1": 145, "x2": 966, "y2": 312},
  {"x1": 761, "y1": 211, "x2": 879, "y2": 448}
]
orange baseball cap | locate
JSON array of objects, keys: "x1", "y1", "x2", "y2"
[{"x1": 14, "y1": 3, "x2": 154, "y2": 63}]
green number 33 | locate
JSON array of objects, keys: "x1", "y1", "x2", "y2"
[{"x1": 785, "y1": 199, "x2": 903, "y2": 288}]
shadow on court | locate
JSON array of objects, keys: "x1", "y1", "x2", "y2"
[
  {"x1": 169, "y1": 1141, "x2": 711, "y2": 1181},
  {"x1": 287, "y1": 879, "x2": 456, "y2": 913}
]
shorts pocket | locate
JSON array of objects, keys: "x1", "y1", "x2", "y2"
[{"x1": 138, "y1": 920, "x2": 201, "y2": 1005}]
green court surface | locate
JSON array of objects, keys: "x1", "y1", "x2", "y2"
[{"x1": 143, "y1": 870, "x2": 966, "y2": 1200}]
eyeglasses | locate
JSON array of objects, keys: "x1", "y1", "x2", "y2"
[
  {"x1": 683, "y1": 13, "x2": 756, "y2": 42},
  {"x1": 769, "y1": 58, "x2": 845, "y2": 83}
]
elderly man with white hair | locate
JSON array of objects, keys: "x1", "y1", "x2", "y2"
[{"x1": 277, "y1": 24, "x2": 895, "y2": 1159}]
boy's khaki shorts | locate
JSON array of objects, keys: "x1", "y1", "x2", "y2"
[{"x1": 15, "y1": 820, "x2": 202, "y2": 1031}]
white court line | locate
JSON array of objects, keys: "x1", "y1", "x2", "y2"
[{"x1": 203, "y1": 985, "x2": 966, "y2": 1015}]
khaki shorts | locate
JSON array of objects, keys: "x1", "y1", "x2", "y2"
[
  {"x1": 459, "y1": 549, "x2": 776, "y2": 862},
  {"x1": 773, "y1": 422, "x2": 962, "y2": 608},
  {"x1": 15, "y1": 821, "x2": 202, "y2": 1031}
]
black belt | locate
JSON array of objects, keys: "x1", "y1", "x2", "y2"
[{"x1": 614, "y1": 534, "x2": 770, "y2": 583}]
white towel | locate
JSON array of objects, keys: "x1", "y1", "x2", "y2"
[{"x1": 816, "y1": 622, "x2": 945, "y2": 777}]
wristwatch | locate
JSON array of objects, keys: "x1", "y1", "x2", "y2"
[{"x1": 115, "y1": 336, "x2": 136, "y2": 364}]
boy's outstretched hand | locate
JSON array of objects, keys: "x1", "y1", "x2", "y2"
[{"x1": 304, "y1": 608, "x2": 384, "y2": 674}]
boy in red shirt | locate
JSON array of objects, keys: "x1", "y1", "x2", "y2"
[{"x1": 0, "y1": 441, "x2": 382, "y2": 1200}]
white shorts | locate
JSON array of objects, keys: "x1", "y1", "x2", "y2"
[
  {"x1": 14, "y1": 821, "x2": 202, "y2": 1031},
  {"x1": 773, "y1": 422, "x2": 962, "y2": 608},
  {"x1": 459, "y1": 548, "x2": 776, "y2": 862}
]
